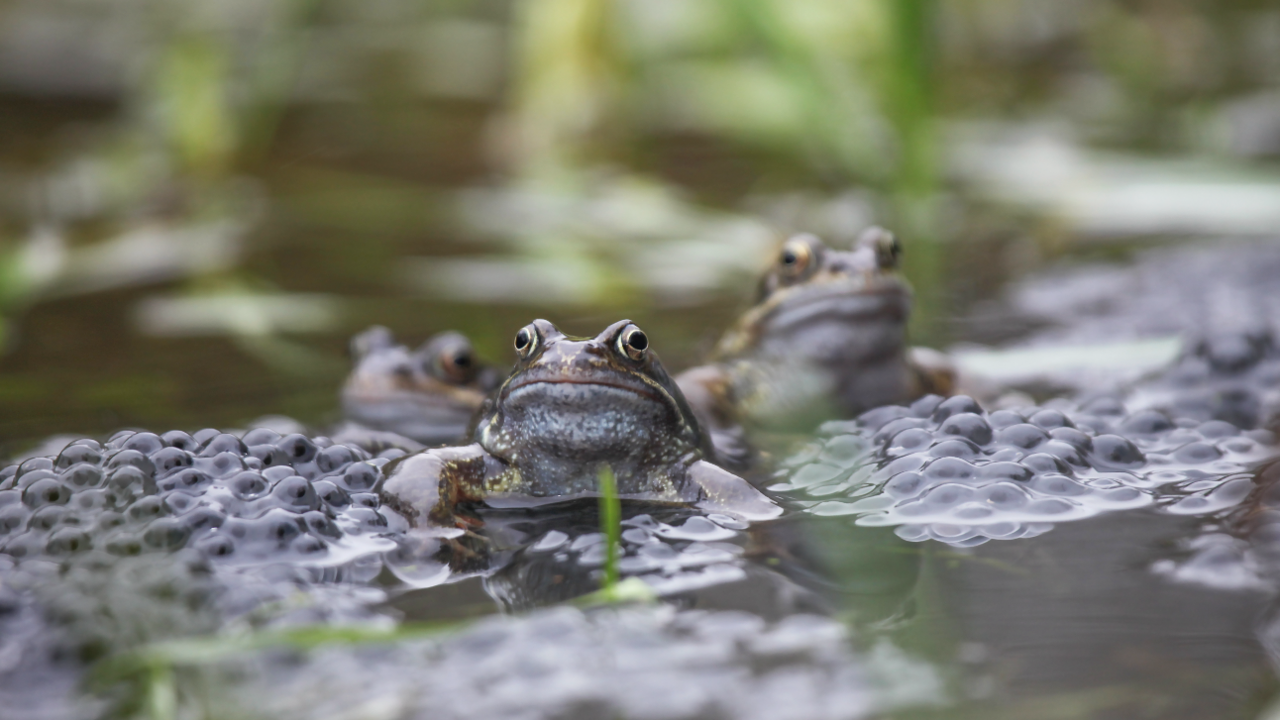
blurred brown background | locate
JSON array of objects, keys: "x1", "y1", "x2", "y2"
[{"x1": 0, "y1": 0, "x2": 1277, "y2": 448}]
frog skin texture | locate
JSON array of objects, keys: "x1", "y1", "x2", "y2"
[
  {"x1": 677, "y1": 228, "x2": 953, "y2": 467},
  {"x1": 379, "y1": 319, "x2": 780, "y2": 527},
  {"x1": 339, "y1": 326, "x2": 501, "y2": 448}
]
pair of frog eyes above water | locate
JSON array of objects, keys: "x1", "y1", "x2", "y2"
[{"x1": 514, "y1": 323, "x2": 649, "y2": 362}]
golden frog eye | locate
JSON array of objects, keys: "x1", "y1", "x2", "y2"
[
  {"x1": 617, "y1": 324, "x2": 649, "y2": 361},
  {"x1": 778, "y1": 237, "x2": 813, "y2": 278},
  {"x1": 514, "y1": 324, "x2": 539, "y2": 360}
]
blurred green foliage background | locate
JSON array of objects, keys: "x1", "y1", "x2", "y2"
[{"x1": 0, "y1": 0, "x2": 1277, "y2": 448}]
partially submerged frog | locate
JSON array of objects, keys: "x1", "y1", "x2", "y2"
[
  {"x1": 338, "y1": 326, "x2": 501, "y2": 448},
  {"x1": 380, "y1": 319, "x2": 780, "y2": 526},
  {"x1": 678, "y1": 228, "x2": 953, "y2": 458}
]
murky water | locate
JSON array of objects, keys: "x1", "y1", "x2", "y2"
[
  {"x1": 924, "y1": 513, "x2": 1276, "y2": 719},
  {"x1": 5, "y1": 36, "x2": 1280, "y2": 720},
  {"x1": 5, "y1": 377, "x2": 1280, "y2": 719}
]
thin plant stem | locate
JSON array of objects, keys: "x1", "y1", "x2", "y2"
[{"x1": 598, "y1": 465, "x2": 621, "y2": 593}]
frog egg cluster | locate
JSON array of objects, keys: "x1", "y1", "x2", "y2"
[
  {"x1": 1005, "y1": 240, "x2": 1280, "y2": 350},
  {"x1": 773, "y1": 395, "x2": 1276, "y2": 547},
  {"x1": 0, "y1": 428, "x2": 399, "y2": 568},
  {"x1": 242, "y1": 605, "x2": 927, "y2": 720},
  {"x1": 1125, "y1": 329, "x2": 1280, "y2": 431}
]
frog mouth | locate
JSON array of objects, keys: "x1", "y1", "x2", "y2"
[
  {"x1": 506, "y1": 378, "x2": 664, "y2": 403},
  {"x1": 791, "y1": 274, "x2": 907, "y2": 300},
  {"x1": 344, "y1": 375, "x2": 484, "y2": 407},
  {"x1": 767, "y1": 286, "x2": 909, "y2": 329}
]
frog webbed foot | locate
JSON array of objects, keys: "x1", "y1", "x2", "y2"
[
  {"x1": 379, "y1": 443, "x2": 505, "y2": 528},
  {"x1": 685, "y1": 460, "x2": 782, "y2": 522}
]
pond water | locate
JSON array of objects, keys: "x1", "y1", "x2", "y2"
[
  {"x1": 4, "y1": 16, "x2": 1280, "y2": 717},
  {"x1": 4, "y1": 227, "x2": 1280, "y2": 719}
]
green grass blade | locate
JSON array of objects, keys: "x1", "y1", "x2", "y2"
[{"x1": 598, "y1": 464, "x2": 621, "y2": 592}]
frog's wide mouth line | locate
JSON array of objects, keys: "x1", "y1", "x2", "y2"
[
  {"x1": 345, "y1": 381, "x2": 478, "y2": 401},
  {"x1": 777, "y1": 278, "x2": 909, "y2": 307},
  {"x1": 343, "y1": 381, "x2": 485, "y2": 411},
  {"x1": 765, "y1": 288, "x2": 909, "y2": 330},
  {"x1": 506, "y1": 378, "x2": 663, "y2": 402}
]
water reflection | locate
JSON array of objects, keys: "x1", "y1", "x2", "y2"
[
  {"x1": 255, "y1": 489, "x2": 940, "y2": 719},
  {"x1": 372, "y1": 480, "x2": 1280, "y2": 719},
  {"x1": 386, "y1": 505, "x2": 750, "y2": 601},
  {"x1": 238, "y1": 604, "x2": 905, "y2": 720},
  {"x1": 910, "y1": 512, "x2": 1278, "y2": 720},
  {"x1": 423, "y1": 179, "x2": 777, "y2": 306},
  {"x1": 3, "y1": 1, "x2": 1280, "y2": 718},
  {"x1": 6, "y1": 408, "x2": 1280, "y2": 719}
]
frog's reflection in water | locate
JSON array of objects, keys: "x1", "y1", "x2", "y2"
[{"x1": 381, "y1": 501, "x2": 923, "y2": 626}]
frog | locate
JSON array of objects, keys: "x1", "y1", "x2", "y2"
[
  {"x1": 337, "y1": 326, "x2": 502, "y2": 448},
  {"x1": 379, "y1": 319, "x2": 781, "y2": 527},
  {"x1": 676, "y1": 228, "x2": 953, "y2": 461}
]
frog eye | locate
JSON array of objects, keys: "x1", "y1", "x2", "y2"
[
  {"x1": 437, "y1": 343, "x2": 476, "y2": 383},
  {"x1": 873, "y1": 230, "x2": 902, "y2": 269},
  {"x1": 617, "y1": 324, "x2": 649, "y2": 361},
  {"x1": 778, "y1": 237, "x2": 813, "y2": 278},
  {"x1": 514, "y1": 324, "x2": 540, "y2": 360}
]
